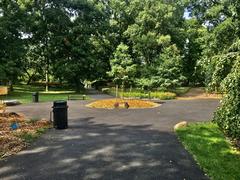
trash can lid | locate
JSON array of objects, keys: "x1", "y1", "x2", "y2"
[
  {"x1": 32, "y1": 92, "x2": 39, "y2": 95},
  {"x1": 53, "y1": 100, "x2": 67, "y2": 107}
]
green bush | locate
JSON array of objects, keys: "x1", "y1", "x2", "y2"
[
  {"x1": 150, "y1": 92, "x2": 176, "y2": 100},
  {"x1": 105, "y1": 87, "x2": 176, "y2": 100},
  {"x1": 122, "y1": 91, "x2": 176, "y2": 100},
  {"x1": 213, "y1": 61, "x2": 240, "y2": 140}
]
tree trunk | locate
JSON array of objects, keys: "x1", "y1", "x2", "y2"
[
  {"x1": 27, "y1": 74, "x2": 34, "y2": 85},
  {"x1": 45, "y1": 68, "x2": 49, "y2": 92},
  {"x1": 121, "y1": 82, "x2": 125, "y2": 99},
  {"x1": 75, "y1": 79, "x2": 82, "y2": 93},
  {"x1": 9, "y1": 80, "x2": 13, "y2": 92},
  {"x1": 115, "y1": 84, "x2": 118, "y2": 98},
  {"x1": 148, "y1": 91, "x2": 151, "y2": 99}
]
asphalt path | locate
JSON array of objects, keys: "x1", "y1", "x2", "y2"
[{"x1": 0, "y1": 94, "x2": 219, "y2": 180}]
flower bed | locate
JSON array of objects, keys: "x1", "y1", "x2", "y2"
[{"x1": 87, "y1": 99, "x2": 159, "y2": 109}]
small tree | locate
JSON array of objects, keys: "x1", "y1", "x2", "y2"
[
  {"x1": 108, "y1": 43, "x2": 137, "y2": 98},
  {"x1": 154, "y1": 45, "x2": 186, "y2": 90}
]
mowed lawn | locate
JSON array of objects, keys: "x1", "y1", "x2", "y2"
[
  {"x1": 1, "y1": 85, "x2": 88, "y2": 104},
  {"x1": 176, "y1": 122, "x2": 240, "y2": 180}
]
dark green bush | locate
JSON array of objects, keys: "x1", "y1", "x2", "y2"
[{"x1": 213, "y1": 61, "x2": 240, "y2": 140}]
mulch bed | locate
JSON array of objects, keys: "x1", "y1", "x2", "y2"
[
  {"x1": 87, "y1": 98, "x2": 159, "y2": 109},
  {"x1": 0, "y1": 112, "x2": 51, "y2": 158}
]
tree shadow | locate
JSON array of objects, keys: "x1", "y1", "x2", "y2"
[{"x1": 0, "y1": 117, "x2": 207, "y2": 180}]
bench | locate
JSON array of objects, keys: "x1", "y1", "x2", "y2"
[
  {"x1": 3, "y1": 100, "x2": 21, "y2": 106},
  {"x1": 68, "y1": 94, "x2": 86, "y2": 100}
]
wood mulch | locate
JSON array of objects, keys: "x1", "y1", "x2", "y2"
[
  {"x1": 0, "y1": 112, "x2": 51, "y2": 158},
  {"x1": 87, "y1": 98, "x2": 159, "y2": 109}
]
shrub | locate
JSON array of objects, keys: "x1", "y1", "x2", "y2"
[
  {"x1": 150, "y1": 92, "x2": 176, "y2": 100},
  {"x1": 105, "y1": 87, "x2": 176, "y2": 100},
  {"x1": 213, "y1": 61, "x2": 240, "y2": 140},
  {"x1": 122, "y1": 91, "x2": 176, "y2": 100}
]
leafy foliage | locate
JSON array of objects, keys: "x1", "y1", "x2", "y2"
[
  {"x1": 108, "y1": 43, "x2": 137, "y2": 87},
  {"x1": 0, "y1": 0, "x2": 26, "y2": 82},
  {"x1": 213, "y1": 52, "x2": 240, "y2": 139},
  {"x1": 137, "y1": 45, "x2": 186, "y2": 91}
]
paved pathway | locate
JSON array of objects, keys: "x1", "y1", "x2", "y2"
[{"x1": 0, "y1": 93, "x2": 219, "y2": 180}]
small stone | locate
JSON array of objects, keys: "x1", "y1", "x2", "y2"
[
  {"x1": 114, "y1": 102, "x2": 119, "y2": 108},
  {"x1": 124, "y1": 102, "x2": 129, "y2": 109},
  {"x1": 174, "y1": 121, "x2": 188, "y2": 131}
]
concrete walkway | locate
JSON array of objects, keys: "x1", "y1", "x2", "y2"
[{"x1": 0, "y1": 93, "x2": 219, "y2": 180}]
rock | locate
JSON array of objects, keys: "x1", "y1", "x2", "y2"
[
  {"x1": 174, "y1": 121, "x2": 188, "y2": 131},
  {"x1": 124, "y1": 102, "x2": 129, "y2": 109},
  {"x1": 114, "y1": 102, "x2": 119, "y2": 108}
]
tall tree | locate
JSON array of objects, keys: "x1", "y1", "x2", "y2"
[
  {"x1": 52, "y1": 0, "x2": 109, "y2": 91},
  {"x1": 0, "y1": 0, "x2": 26, "y2": 86},
  {"x1": 26, "y1": 0, "x2": 72, "y2": 91}
]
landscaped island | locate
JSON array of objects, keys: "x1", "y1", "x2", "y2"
[{"x1": 87, "y1": 99, "x2": 159, "y2": 109}]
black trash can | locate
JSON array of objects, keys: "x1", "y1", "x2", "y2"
[
  {"x1": 52, "y1": 101, "x2": 68, "y2": 129},
  {"x1": 32, "y1": 92, "x2": 39, "y2": 103}
]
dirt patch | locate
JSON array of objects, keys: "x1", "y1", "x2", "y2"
[
  {"x1": 177, "y1": 88, "x2": 222, "y2": 100},
  {"x1": 87, "y1": 99, "x2": 159, "y2": 109},
  {"x1": 0, "y1": 112, "x2": 51, "y2": 158}
]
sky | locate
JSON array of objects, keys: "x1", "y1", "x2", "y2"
[{"x1": 183, "y1": 9, "x2": 191, "y2": 19}]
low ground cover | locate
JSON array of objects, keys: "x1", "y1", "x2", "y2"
[
  {"x1": 176, "y1": 122, "x2": 240, "y2": 180},
  {"x1": 0, "y1": 85, "x2": 88, "y2": 104},
  {"x1": 87, "y1": 98, "x2": 159, "y2": 109},
  {"x1": 0, "y1": 112, "x2": 51, "y2": 158},
  {"x1": 101, "y1": 87, "x2": 184, "y2": 100}
]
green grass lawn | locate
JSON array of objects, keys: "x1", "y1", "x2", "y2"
[
  {"x1": 1, "y1": 85, "x2": 89, "y2": 104},
  {"x1": 176, "y1": 122, "x2": 240, "y2": 180},
  {"x1": 17, "y1": 127, "x2": 50, "y2": 143}
]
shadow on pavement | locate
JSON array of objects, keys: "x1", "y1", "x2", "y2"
[{"x1": 0, "y1": 117, "x2": 207, "y2": 180}]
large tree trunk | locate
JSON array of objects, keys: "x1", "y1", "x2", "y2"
[{"x1": 75, "y1": 79, "x2": 83, "y2": 93}]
